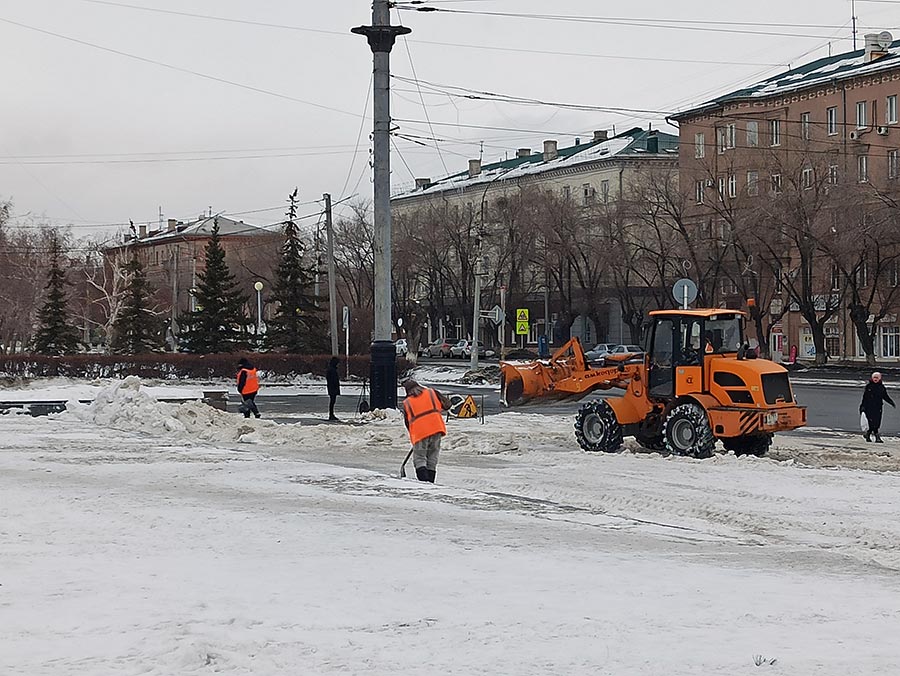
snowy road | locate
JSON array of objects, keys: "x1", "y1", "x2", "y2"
[{"x1": 3, "y1": 378, "x2": 900, "y2": 674}]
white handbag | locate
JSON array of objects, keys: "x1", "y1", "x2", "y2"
[{"x1": 860, "y1": 411, "x2": 869, "y2": 432}]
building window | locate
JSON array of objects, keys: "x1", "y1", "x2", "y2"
[
  {"x1": 717, "y1": 176, "x2": 726, "y2": 201},
  {"x1": 582, "y1": 183, "x2": 595, "y2": 205},
  {"x1": 801, "y1": 166, "x2": 813, "y2": 189},
  {"x1": 728, "y1": 174, "x2": 737, "y2": 198},
  {"x1": 562, "y1": 185, "x2": 570, "y2": 200},
  {"x1": 857, "y1": 101, "x2": 868, "y2": 129},
  {"x1": 695, "y1": 180, "x2": 705, "y2": 204},
  {"x1": 881, "y1": 326, "x2": 900, "y2": 359},
  {"x1": 891, "y1": 260, "x2": 900, "y2": 287},
  {"x1": 600, "y1": 180, "x2": 610, "y2": 203},
  {"x1": 858, "y1": 155, "x2": 869, "y2": 183},
  {"x1": 769, "y1": 119, "x2": 781, "y2": 146},
  {"x1": 800, "y1": 112, "x2": 811, "y2": 140},
  {"x1": 717, "y1": 124, "x2": 735, "y2": 153},
  {"x1": 694, "y1": 132, "x2": 705, "y2": 158},
  {"x1": 827, "y1": 106, "x2": 838, "y2": 135},
  {"x1": 747, "y1": 170, "x2": 759, "y2": 196},
  {"x1": 831, "y1": 265, "x2": 842, "y2": 291},
  {"x1": 829, "y1": 164, "x2": 839, "y2": 184},
  {"x1": 774, "y1": 265, "x2": 783, "y2": 290},
  {"x1": 771, "y1": 173, "x2": 783, "y2": 194},
  {"x1": 721, "y1": 277, "x2": 738, "y2": 295},
  {"x1": 890, "y1": 149, "x2": 899, "y2": 179},
  {"x1": 856, "y1": 261, "x2": 868, "y2": 288},
  {"x1": 888, "y1": 95, "x2": 898, "y2": 125},
  {"x1": 746, "y1": 121, "x2": 759, "y2": 147}
]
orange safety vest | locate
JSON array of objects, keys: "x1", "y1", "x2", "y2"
[
  {"x1": 403, "y1": 388, "x2": 447, "y2": 445},
  {"x1": 237, "y1": 367, "x2": 259, "y2": 395}
]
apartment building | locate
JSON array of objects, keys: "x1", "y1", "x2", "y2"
[
  {"x1": 105, "y1": 215, "x2": 281, "y2": 344},
  {"x1": 391, "y1": 126, "x2": 679, "y2": 349},
  {"x1": 672, "y1": 32, "x2": 900, "y2": 362}
]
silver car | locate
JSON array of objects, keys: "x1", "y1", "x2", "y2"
[{"x1": 584, "y1": 342, "x2": 616, "y2": 361}]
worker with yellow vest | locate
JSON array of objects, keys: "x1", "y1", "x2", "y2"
[
  {"x1": 401, "y1": 378, "x2": 451, "y2": 483},
  {"x1": 237, "y1": 357, "x2": 261, "y2": 419}
]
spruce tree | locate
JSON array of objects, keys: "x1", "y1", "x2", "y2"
[
  {"x1": 111, "y1": 252, "x2": 161, "y2": 353},
  {"x1": 180, "y1": 219, "x2": 250, "y2": 353},
  {"x1": 33, "y1": 235, "x2": 80, "y2": 355},
  {"x1": 265, "y1": 189, "x2": 328, "y2": 353}
]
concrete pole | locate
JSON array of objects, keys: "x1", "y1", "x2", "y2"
[
  {"x1": 324, "y1": 193, "x2": 339, "y2": 356},
  {"x1": 353, "y1": 3, "x2": 409, "y2": 409},
  {"x1": 470, "y1": 257, "x2": 482, "y2": 370}
]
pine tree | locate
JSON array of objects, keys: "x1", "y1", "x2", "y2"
[
  {"x1": 111, "y1": 252, "x2": 161, "y2": 354},
  {"x1": 265, "y1": 189, "x2": 328, "y2": 353},
  {"x1": 180, "y1": 219, "x2": 250, "y2": 353},
  {"x1": 33, "y1": 235, "x2": 80, "y2": 356}
]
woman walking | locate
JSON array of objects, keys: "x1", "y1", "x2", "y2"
[{"x1": 860, "y1": 372, "x2": 895, "y2": 442}]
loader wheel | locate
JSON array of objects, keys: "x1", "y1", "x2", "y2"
[
  {"x1": 575, "y1": 400, "x2": 623, "y2": 453},
  {"x1": 635, "y1": 434, "x2": 666, "y2": 452},
  {"x1": 663, "y1": 403, "x2": 715, "y2": 459},
  {"x1": 722, "y1": 433, "x2": 772, "y2": 457}
]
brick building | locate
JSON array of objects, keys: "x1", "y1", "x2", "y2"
[
  {"x1": 672, "y1": 32, "x2": 900, "y2": 362},
  {"x1": 105, "y1": 215, "x2": 281, "y2": 346}
]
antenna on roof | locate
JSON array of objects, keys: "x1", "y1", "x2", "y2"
[
  {"x1": 479, "y1": 141, "x2": 484, "y2": 163},
  {"x1": 852, "y1": 0, "x2": 858, "y2": 50}
]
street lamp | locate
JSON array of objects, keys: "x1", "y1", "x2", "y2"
[{"x1": 254, "y1": 281, "x2": 264, "y2": 336}]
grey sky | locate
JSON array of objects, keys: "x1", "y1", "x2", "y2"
[{"x1": 0, "y1": 0, "x2": 892, "y2": 240}]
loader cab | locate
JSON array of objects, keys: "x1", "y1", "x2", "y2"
[{"x1": 647, "y1": 310, "x2": 744, "y2": 400}]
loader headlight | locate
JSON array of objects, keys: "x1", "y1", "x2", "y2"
[{"x1": 764, "y1": 412, "x2": 778, "y2": 426}]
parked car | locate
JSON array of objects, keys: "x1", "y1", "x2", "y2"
[
  {"x1": 463, "y1": 341, "x2": 488, "y2": 359},
  {"x1": 421, "y1": 337, "x2": 453, "y2": 358},
  {"x1": 395, "y1": 338, "x2": 408, "y2": 356},
  {"x1": 584, "y1": 342, "x2": 617, "y2": 361},
  {"x1": 449, "y1": 340, "x2": 469, "y2": 359},
  {"x1": 612, "y1": 344, "x2": 645, "y2": 358}
]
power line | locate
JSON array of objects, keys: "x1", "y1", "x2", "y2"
[
  {"x1": 0, "y1": 16, "x2": 363, "y2": 119},
  {"x1": 78, "y1": 0, "x2": 787, "y2": 68},
  {"x1": 394, "y1": 4, "x2": 856, "y2": 40}
]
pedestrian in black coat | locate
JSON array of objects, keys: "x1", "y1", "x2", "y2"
[
  {"x1": 326, "y1": 357, "x2": 341, "y2": 421},
  {"x1": 860, "y1": 371, "x2": 895, "y2": 442}
]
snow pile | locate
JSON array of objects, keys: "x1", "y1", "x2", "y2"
[{"x1": 63, "y1": 376, "x2": 188, "y2": 435}]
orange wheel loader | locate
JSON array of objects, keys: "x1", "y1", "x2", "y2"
[{"x1": 500, "y1": 308, "x2": 806, "y2": 458}]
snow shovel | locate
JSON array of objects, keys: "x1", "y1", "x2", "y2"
[{"x1": 399, "y1": 447, "x2": 414, "y2": 478}]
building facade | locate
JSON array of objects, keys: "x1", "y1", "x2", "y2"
[
  {"x1": 672, "y1": 33, "x2": 900, "y2": 363},
  {"x1": 391, "y1": 126, "x2": 679, "y2": 351}
]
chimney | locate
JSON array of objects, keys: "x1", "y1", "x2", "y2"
[
  {"x1": 516, "y1": 148, "x2": 531, "y2": 158},
  {"x1": 646, "y1": 131, "x2": 659, "y2": 154},
  {"x1": 415, "y1": 177, "x2": 431, "y2": 190},
  {"x1": 138, "y1": 224, "x2": 147, "y2": 238},
  {"x1": 575, "y1": 137, "x2": 581, "y2": 146},
  {"x1": 167, "y1": 218, "x2": 177, "y2": 232},
  {"x1": 865, "y1": 32, "x2": 892, "y2": 62},
  {"x1": 468, "y1": 159, "x2": 482, "y2": 177},
  {"x1": 543, "y1": 140, "x2": 558, "y2": 161},
  {"x1": 593, "y1": 130, "x2": 608, "y2": 142}
]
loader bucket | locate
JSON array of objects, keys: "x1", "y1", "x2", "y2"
[{"x1": 501, "y1": 360, "x2": 554, "y2": 407}]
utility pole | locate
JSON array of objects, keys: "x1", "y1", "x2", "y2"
[
  {"x1": 324, "y1": 193, "x2": 339, "y2": 356},
  {"x1": 852, "y1": 0, "x2": 858, "y2": 51},
  {"x1": 470, "y1": 246, "x2": 483, "y2": 370},
  {"x1": 353, "y1": 3, "x2": 410, "y2": 410}
]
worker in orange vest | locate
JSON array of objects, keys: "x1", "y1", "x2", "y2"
[
  {"x1": 401, "y1": 378, "x2": 451, "y2": 483},
  {"x1": 237, "y1": 357, "x2": 261, "y2": 419}
]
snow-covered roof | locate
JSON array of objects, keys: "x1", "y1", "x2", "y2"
[
  {"x1": 674, "y1": 39, "x2": 900, "y2": 118},
  {"x1": 393, "y1": 127, "x2": 678, "y2": 201},
  {"x1": 137, "y1": 215, "x2": 272, "y2": 245}
]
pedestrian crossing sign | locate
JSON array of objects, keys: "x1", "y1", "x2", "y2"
[
  {"x1": 516, "y1": 308, "x2": 529, "y2": 322},
  {"x1": 457, "y1": 395, "x2": 478, "y2": 419},
  {"x1": 516, "y1": 321, "x2": 529, "y2": 335}
]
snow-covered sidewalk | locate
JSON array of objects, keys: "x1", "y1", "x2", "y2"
[{"x1": 3, "y1": 378, "x2": 900, "y2": 674}]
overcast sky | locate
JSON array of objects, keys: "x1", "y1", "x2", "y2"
[{"x1": 0, "y1": 0, "x2": 894, "y2": 241}]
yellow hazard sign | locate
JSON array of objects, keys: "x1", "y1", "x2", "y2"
[
  {"x1": 516, "y1": 308, "x2": 529, "y2": 322},
  {"x1": 516, "y1": 320, "x2": 529, "y2": 335},
  {"x1": 457, "y1": 395, "x2": 478, "y2": 418}
]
